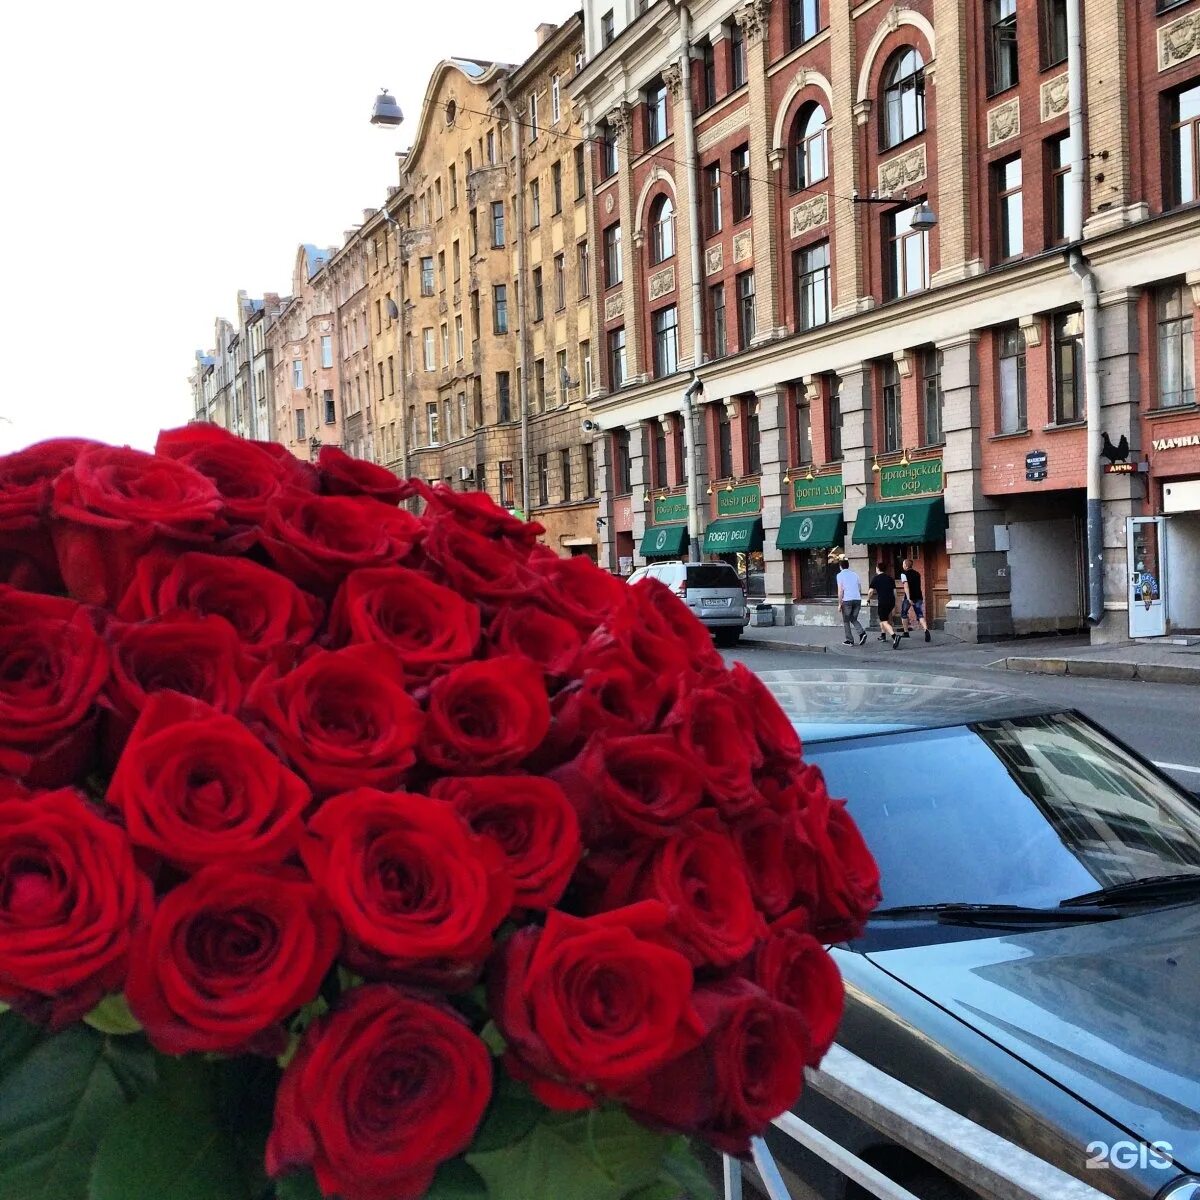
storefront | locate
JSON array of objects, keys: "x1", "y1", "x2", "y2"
[
  {"x1": 704, "y1": 485, "x2": 765, "y2": 596},
  {"x1": 1152, "y1": 427, "x2": 1200, "y2": 634},
  {"x1": 638, "y1": 493, "x2": 690, "y2": 562},
  {"x1": 777, "y1": 471, "x2": 846, "y2": 625},
  {"x1": 612, "y1": 496, "x2": 634, "y2": 576}
]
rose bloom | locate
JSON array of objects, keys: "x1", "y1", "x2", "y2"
[
  {"x1": 491, "y1": 902, "x2": 703, "y2": 1110},
  {"x1": 732, "y1": 807, "x2": 797, "y2": 919},
  {"x1": 126, "y1": 864, "x2": 340, "y2": 1056},
  {"x1": 803, "y1": 784, "x2": 882, "y2": 942},
  {"x1": 107, "y1": 692, "x2": 310, "y2": 872},
  {"x1": 50, "y1": 445, "x2": 223, "y2": 606},
  {"x1": 117, "y1": 550, "x2": 323, "y2": 663},
  {"x1": 0, "y1": 789, "x2": 151, "y2": 1029},
  {"x1": 487, "y1": 604, "x2": 582, "y2": 682},
  {"x1": 267, "y1": 984, "x2": 492, "y2": 1200},
  {"x1": 302, "y1": 788, "x2": 512, "y2": 988},
  {"x1": 522, "y1": 553, "x2": 630, "y2": 635},
  {"x1": 245, "y1": 645, "x2": 422, "y2": 798},
  {"x1": 663, "y1": 686, "x2": 761, "y2": 817},
  {"x1": 318, "y1": 445, "x2": 409, "y2": 506},
  {"x1": 0, "y1": 587, "x2": 109, "y2": 787},
  {"x1": 420, "y1": 656, "x2": 549, "y2": 774},
  {"x1": 431, "y1": 774, "x2": 581, "y2": 909}
]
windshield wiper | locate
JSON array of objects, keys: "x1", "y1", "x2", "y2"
[
  {"x1": 872, "y1": 902, "x2": 1120, "y2": 926},
  {"x1": 1060, "y1": 872, "x2": 1200, "y2": 908}
]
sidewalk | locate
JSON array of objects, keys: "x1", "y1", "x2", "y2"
[{"x1": 736, "y1": 618, "x2": 1200, "y2": 686}]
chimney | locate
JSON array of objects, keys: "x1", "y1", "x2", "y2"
[
  {"x1": 344, "y1": 230, "x2": 358, "y2": 244},
  {"x1": 363, "y1": 208, "x2": 378, "y2": 221},
  {"x1": 535, "y1": 22, "x2": 556, "y2": 46}
]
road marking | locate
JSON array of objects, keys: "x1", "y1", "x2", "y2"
[{"x1": 1154, "y1": 761, "x2": 1200, "y2": 775}]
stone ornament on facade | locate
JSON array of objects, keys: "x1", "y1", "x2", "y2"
[
  {"x1": 733, "y1": 230, "x2": 753, "y2": 263},
  {"x1": 734, "y1": 0, "x2": 771, "y2": 47},
  {"x1": 604, "y1": 293, "x2": 625, "y2": 321},
  {"x1": 1160, "y1": 9, "x2": 1200, "y2": 71},
  {"x1": 662, "y1": 62, "x2": 683, "y2": 100},
  {"x1": 987, "y1": 98, "x2": 1021, "y2": 148},
  {"x1": 604, "y1": 191, "x2": 616, "y2": 216},
  {"x1": 877, "y1": 143, "x2": 927, "y2": 194},
  {"x1": 697, "y1": 111, "x2": 750, "y2": 154},
  {"x1": 1040, "y1": 73, "x2": 1069, "y2": 123},
  {"x1": 659, "y1": 413, "x2": 676, "y2": 434},
  {"x1": 789, "y1": 194, "x2": 829, "y2": 238},
  {"x1": 648, "y1": 266, "x2": 677, "y2": 301},
  {"x1": 722, "y1": 396, "x2": 740, "y2": 420},
  {"x1": 608, "y1": 102, "x2": 633, "y2": 143},
  {"x1": 705, "y1": 245, "x2": 724, "y2": 276}
]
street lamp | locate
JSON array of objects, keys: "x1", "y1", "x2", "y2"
[
  {"x1": 370, "y1": 89, "x2": 404, "y2": 127},
  {"x1": 851, "y1": 192, "x2": 938, "y2": 231}
]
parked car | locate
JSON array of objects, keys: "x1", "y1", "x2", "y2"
[
  {"x1": 627, "y1": 560, "x2": 749, "y2": 646},
  {"x1": 758, "y1": 669, "x2": 1200, "y2": 1200}
]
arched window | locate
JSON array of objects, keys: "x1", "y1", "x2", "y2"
[
  {"x1": 649, "y1": 195, "x2": 676, "y2": 265},
  {"x1": 789, "y1": 103, "x2": 828, "y2": 191},
  {"x1": 881, "y1": 47, "x2": 926, "y2": 149}
]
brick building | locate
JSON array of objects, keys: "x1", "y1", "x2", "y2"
[{"x1": 571, "y1": 0, "x2": 1200, "y2": 641}]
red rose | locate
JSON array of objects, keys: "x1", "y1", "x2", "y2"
[
  {"x1": 117, "y1": 551, "x2": 323, "y2": 663},
  {"x1": 430, "y1": 775, "x2": 581, "y2": 909},
  {"x1": 327, "y1": 567, "x2": 479, "y2": 680},
  {"x1": 302, "y1": 788, "x2": 512, "y2": 988},
  {"x1": 419, "y1": 519, "x2": 538, "y2": 604},
  {"x1": 245, "y1": 645, "x2": 422, "y2": 798},
  {"x1": 727, "y1": 663, "x2": 805, "y2": 783},
  {"x1": 261, "y1": 491, "x2": 421, "y2": 592},
  {"x1": 0, "y1": 588, "x2": 108, "y2": 787},
  {"x1": 107, "y1": 692, "x2": 309, "y2": 872},
  {"x1": 246, "y1": 438, "x2": 321, "y2": 491},
  {"x1": 126, "y1": 863, "x2": 339, "y2": 1055},
  {"x1": 267, "y1": 984, "x2": 491, "y2": 1200},
  {"x1": 491, "y1": 903, "x2": 703, "y2": 1109},
  {"x1": 602, "y1": 826, "x2": 765, "y2": 968},
  {"x1": 522, "y1": 553, "x2": 630, "y2": 635},
  {"x1": 755, "y1": 920, "x2": 844, "y2": 1066},
  {"x1": 318, "y1": 445, "x2": 408, "y2": 505},
  {"x1": 626, "y1": 979, "x2": 809, "y2": 1155},
  {"x1": 732, "y1": 808, "x2": 796, "y2": 919},
  {"x1": 420, "y1": 656, "x2": 549, "y2": 773},
  {"x1": 0, "y1": 789, "x2": 151, "y2": 1029},
  {"x1": 804, "y1": 785, "x2": 882, "y2": 942},
  {"x1": 50, "y1": 445, "x2": 223, "y2": 606},
  {"x1": 417, "y1": 482, "x2": 542, "y2": 545},
  {"x1": 487, "y1": 604, "x2": 582, "y2": 681},
  {"x1": 663, "y1": 686, "x2": 760, "y2": 816},
  {"x1": 626, "y1": 579, "x2": 724, "y2": 675},
  {"x1": 540, "y1": 667, "x2": 666, "y2": 764}
]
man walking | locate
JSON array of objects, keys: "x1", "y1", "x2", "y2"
[
  {"x1": 868, "y1": 562, "x2": 903, "y2": 649},
  {"x1": 900, "y1": 556, "x2": 931, "y2": 642},
  {"x1": 836, "y1": 558, "x2": 868, "y2": 647}
]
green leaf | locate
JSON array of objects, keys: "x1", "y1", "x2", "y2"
[
  {"x1": 469, "y1": 1074, "x2": 544, "y2": 1154},
  {"x1": 660, "y1": 1140, "x2": 716, "y2": 1200},
  {"x1": 479, "y1": 1020, "x2": 507, "y2": 1056},
  {"x1": 625, "y1": 1184, "x2": 683, "y2": 1200},
  {"x1": 0, "y1": 1010, "x2": 156, "y2": 1200},
  {"x1": 425, "y1": 1158, "x2": 488, "y2": 1200},
  {"x1": 273, "y1": 1172, "x2": 323, "y2": 1200},
  {"x1": 82, "y1": 995, "x2": 142, "y2": 1036},
  {"x1": 555, "y1": 1109, "x2": 671, "y2": 1193}
]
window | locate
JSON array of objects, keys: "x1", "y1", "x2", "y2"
[
  {"x1": 292, "y1": 359, "x2": 303, "y2": 389},
  {"x1": 533, "y1": 268, "x2": 544, "y2": 321},
  {"x1": 1170, "y1": 83, "x2": 1200, "y2": 208},
  {"x1": 1042, "y1": 0, "x2": 1068, "y2": 68},
  {"x1": 747, "y1": 399, "x2": 762, "y2": 475},
  {"x1": 794, "y1": 389, "x2": 812, "y2": 464},
  {"x1": 455, "y1": 315, "x2": 464, "y2": 362},
  {"x1": 575, "y1": 144, "x2": 586, "y2": 199},
  {"x1": 717, "y1": 405, "x2": 734, "y2": 478},
  {"x1": 584, "y1": 441, "x2": 597, "y2": 497},
  {"x1": 295, "y1": 409, "x2": 306, "y2": 440},
  {"x1": 700, "y1": 40, "x2": 717, "y2": 110},
  {"x1": 1047, "y1": 133, "x2": 1072, "y2": 244},
  {"x1": 652, "y1": 306, "x2": 680, "y2": 377},
  {"x1": 530, "y1": 179, "x2": 541, "y2": 228},
  {"x1": 438, "y1": 251, "x2": 446, "y2": 291},
  {"x1": 601, "y1": 9, "x2": 615, "y2": 46},
  {"x1": 731, "y1": 145, "x2": 751, "y2": 222},
  {"x1": 613, "y1": 429, "x2": 632, "y2": 494},
  {"x1": 452, "y1": 240, "x2": 461, "y2": 282},
  {"x1": 998, "y1": 326, "x2": 1027, "y2": 433},
  {"x1": 320, "y1": 335, "x2": 333, "y2": 368},
  {"x1": 423, "y1": 328, "x2": 436, "y2": 370},
  {"x1": 995, "y1": 155, "x2": 1024, "y2": 259},
  {"x1": 609, "y1": 327, "x2": 627, "y2": 389},
  {"x1": 582, "y1": 340, "x2": 593, "y2": 393},
  {"x1": 427, "y1": 402, "x2": 440, "y2": 445},
  {"x1": 578, "y1": 241, "x2": 591, "y2": 297},
  {"x1": 653, "y1": 421, "x2": 668, "y2": 488},
  {"x1": 1158, "y1": 285, "x2": 1196, "y2": 409},
  {"x1": 600, "y1": 121, "x2": 619, "y2": 180},
  {"x1": 552, "y1": 161, "x2": 563, "y2": 214},
  {"x1": 471, "y1": 290, "x2": 480, "y2": 340},
  {"x1": 554, "y1": 254, "x2": 566, "y2": 310},
  {"x1": 473, "y1": 378, "x2": 483, "y2": 427},
  {"x1": 535, "y1": 360, "x2": 546, "y2": 411},
  {"x1": 552, "y1": 75, "x2": 561, "y2": 124},
  {"x1": 922, "y1": 348, "x2": 944, "y2": 445},
  {"x1": 794, "y1": 240, "x2": 831, "y2": 330},
  {"x1": 881, "y1": 47, "x2": 926, "y2": 149},
  {"x1": 459, "y1": 391, "x2": 469, "y2": 433},
  {"x1": 604, "y1": 224, "x2": 623, "y2": 288},
  {"x1": 649, "y1": 195, "x2": 676, "y2": 264},
  {"x1": 646, "y1": 78, "x2": 668, "y2": 146},
  {"x1": 887, "y1": 203, "x2": 931, "y2": 298},
  {"x1": 674, "y1": 419, "x2": 688, "y2": 484},
  {"x1": 789, "y1": 0, "x2": 820, "y2": 50},
  {"x1": 443, "y1": 398, "x2": 453, "y2": 441},
  {"x1": 986, "y1": 0, "x2": 1018, "y2": 94},
  {"x1": 493, "y1": 285, "x2": 509, "y2": 334},
  {"x1": 500, "y1": 461, "x2": 515, "y2": 508},
  {"x1": 449, "y1": 164, "x2": 458, "y2": 209},
  {"x1": 488, "y1": 202, "x2": 505, "y2": 250},
  {"x1": 408, "y1": 406, "x2": 416, "y2": 448},
  {"x1": 529, "y1": 93, "x2": 539, "y2": 142},
  {"x1": 387, "y1": 356, "x2": 395, "y2": 395},
  {"x1": 828, "y1": 376, "x2": 843, "y2": 461},
  {"x1": 475, "y1": 462, "x2": 486, "y2": 493},
  {"x1": 322, "y1": 390, "x2": 335, "y2": 425},
  {"x1": 535, "y1": 454, "x2": 549, "y2": 506},
  {"x1": 468, "y1": 209, "x2": 478, "y2": 258},
  {"x1": 790, "y1": 104, "x2": 828, "y2": 191},
  {"x1": 1054, "y1": 311, "x2": 1085, "y2": 423},
  {"x1": 435, "y1": 178, "x2": 443, "y2": 219},
  {"x1": 730, "y1": 20, "x2": 747, "y2": 90},
  {"x1": 557, "y1": 349, "x2": 568, "y2": 398},
  {"x1": 881, "y1": 362, "x2": 901, "y2": 452},
  {"x1": 561, "y1": 448, "x2": 573, "y2": 500},
  {"x1": 441, "y1": 324, "x2": 450, "y2": 366},
  {"x1": 421, "y1": 256, "x2": 435, "y2": 295},
  {"x1": 497, "y1": 371, "x2": 512, "y2": 422},
  {"x1": 710, "y1": 283, "x2": 727, "y2": 358},
  {"x1": 706, "y1": 164, "x2": 723, "y2": 236},
  {"x1": 736, "y1": 270, "x2": 756, "y2": 349},
  {"x1": 486, "y1": 129, "x2": 496, "y2": 164}
]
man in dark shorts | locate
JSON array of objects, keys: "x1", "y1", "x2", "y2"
[
  {"x1": 868, "y1": 562, "x2": 902, "y2": 649},
  {"x1": 900, "y1": 556, "x2": 931, "y2": 642}
]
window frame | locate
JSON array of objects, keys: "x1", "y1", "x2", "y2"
[
  {"x1": 731, "y1": 144, "x2": 752, "y2": 223},
  {"x1": 1156, "y1": 284, "x2": 1197, "y2": 410},
  {"x1": 608, "y1": 326, "x2": 628, "y2": 389},
  {"x1": 793, "y1": 239, "x2": 831, "y2": 332},
  {"x1": 1053, "y1": 310, "x2": 1085, "y2": 424},
  {"x1": 828, "y1": 376, "x2": 843, "y2": 462},
  {"x1": 645, "y1": 78, "x2": 669, "y2": 147},
  {"x1": 652, "y1": 305, "x2": 680, "y2": 378},
  {"x1": 922, "y1": 347, "x2": 944, "y2": 446},
  {"x1": 1169, "y1": 83, "x2": 1200, "y2": 209},
  {"x1": 986, "y1": 0, "x2": 1019, "y2": 96},
  {"x1": 736, "y1": 270, "x2": 756, "y2": 350},
  {"x1": 709, "y1": 282, "x2": 727, "y2": 359},
  {"x1": 880, "y1": 361, "x2": 902, "y2": 453},
  {"x1": 730, "y1": 20, "x2": 747, "y2": 90},
  {"x1": 881, "y1": 47, "x2": 927, "y2": 150},
  {"x1": 887, "y1": 202, "x2": 931, "y2": 300},
  {"x1": 789, "y1": 0, "x2": 821, "y2": 51},
  {"x1": 604, "y1": 223, "x2": 623, "y2": 289},
  {"x1": 994, "y1": 154, "x2": 1024, "y2": 261},
  {"x1": 493, "y1": 284, "x2": 509, "y2": 335},
  {"x1": 1041, "y1": 0, "x2": 1068, "y2": 69},
  {"x1": 649, "y1": 194, "x2": 676, "y2": 265},
  {"x1": 789, "y1": 103, "x2": 829, "y2": 192},
  {"x1": 998, "y1": 325, "x2": 1028, "y2": 433}
]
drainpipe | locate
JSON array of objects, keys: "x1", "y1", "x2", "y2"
[
  {"x1": 502, "y1": 90, "x2": 532, "y2": 518},
  {"x1": 683, "y1": 375, "x2": 704, "y2": 561},
  {"x1": 674, "y1": 1, "x2": 706, "y2": 372},
  {"x1": 1066, "y1": 0, "x2": 1104, "y2": 626}
]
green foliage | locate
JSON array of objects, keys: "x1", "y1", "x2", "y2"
[{"x1": 82, "y1": 995, "x2": 142, "y2": 1037}]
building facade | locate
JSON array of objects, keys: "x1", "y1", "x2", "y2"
[{"x1": 570, "y1": 0, "x2": 1200, "y2": 641}]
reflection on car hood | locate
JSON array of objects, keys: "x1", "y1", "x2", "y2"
[{"x1": 868, "y1": 904, "x2": 1200, "y2": 1172}]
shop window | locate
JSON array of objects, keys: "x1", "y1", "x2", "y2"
[
  {"x1": 799, "y1": 551, "x2": 839, "y2": 600},
  {"x1": 1157, "y1": 284, "x2": 1196, "y2": 409},
  {"x1": 881, "y1": 47, "x2": 926, "y2": 150}
]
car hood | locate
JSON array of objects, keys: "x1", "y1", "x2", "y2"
[{"x1": 866, "y1": 904, "x2": 1200, "y2": 1172}]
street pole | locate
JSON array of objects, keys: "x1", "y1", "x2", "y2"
[{"x1": 684, "y1": 376, "x2": 704, "y2": 563}]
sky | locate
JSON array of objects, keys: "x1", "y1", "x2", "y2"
[{"x1": 0, "y1": 0, "x2": 578, "y2": 454}]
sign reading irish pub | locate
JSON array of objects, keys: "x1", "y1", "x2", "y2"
[
  {"x1": 879, "y1": 458, "x2": 943, "y2": 499},
  {"x1": 716, "y1": 483, "x2": 762, "y2": 516},
  {"x1": 792, "y1": 472, "x2": 844, "y2": 509}
]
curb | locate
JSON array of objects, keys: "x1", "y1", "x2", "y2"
[
  {"x1": 736, "y1": 638, "x2": 829, "y2": 655},
  {"x1": 1004, "y1": 656, "x2": 1200, "y2": 686}
]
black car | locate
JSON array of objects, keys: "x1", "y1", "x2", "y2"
[{"x1": 758, "y1": 670, "x2": 1200, "y2": 1200}]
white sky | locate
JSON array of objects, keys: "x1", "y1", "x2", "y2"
[{"x1": 0, "y1": 0, "x2": 578, "y2": 454}]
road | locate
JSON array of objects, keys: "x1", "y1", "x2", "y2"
[{"x1": 725, "y1": 642, "x2": 1200, "y2": 793}]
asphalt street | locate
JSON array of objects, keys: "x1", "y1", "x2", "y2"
[{"x1": 725, "y1": 642, "x2": 1200, "y2": 794}]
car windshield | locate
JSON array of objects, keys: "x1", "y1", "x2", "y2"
[
  {"x1": 808, "y1": 713, "x2": 1200, "y2": 918},
  {"x1": 686, "y1": 565, "x2": 740, "y2": 588}
]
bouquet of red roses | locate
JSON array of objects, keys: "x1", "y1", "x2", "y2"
[{"x1": 0, "y1": 424, "x2": 879, "y2": 1200}]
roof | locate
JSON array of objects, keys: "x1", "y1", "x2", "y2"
[
  {"x1": 756, "y1": 669, "x2": 1059, "y2": 744},
  {"x1": 301, "y1": 244, "x2": 333, "y2": 279},
  {"x1": 402, "y1": 58, "x2": 511, "y2": 176}
]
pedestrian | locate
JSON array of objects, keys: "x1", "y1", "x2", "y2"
[
  {"x1": 900, "y1": 556, "x2": 931, "y2": 642},
  {"x1": 836, "y1": 558, "x2": 868, "y2": 647},
  {"x1": 868, "y1": 562, "x2": 903, "y2": 649}
]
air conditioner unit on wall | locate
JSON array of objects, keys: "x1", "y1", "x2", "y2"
[{"x1": 458, "y1": 465, "x2": 474, "y2": 482}]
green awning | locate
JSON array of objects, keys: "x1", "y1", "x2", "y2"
[
  {"x1": 639, "y1": 524, "x2": 689, "y2": 558},
  {"x1": 777, "y1": 509, "x2": 846, "y2": 551},
  {"x1": 851, "y1": 497, "x2": 947, "y2": 545},
  {"x1": 703, "y1": 516, "x2": 764, "y2": 553}
]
